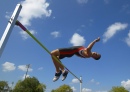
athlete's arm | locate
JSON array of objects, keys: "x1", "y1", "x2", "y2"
[{"x1": 87, "y1": 37, "x2": 100, "y2": 51}]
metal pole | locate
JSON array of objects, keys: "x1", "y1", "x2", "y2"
[
  {"x1": 0, "y1": 4, "x2": 22, "y2": 57},
  {"x1": 25, "y1": 64, "x2": 30, "y2": 79},
  {"x1": 80, "y1": 76, "x2": 82, "y2": 92},
  {"x1": 11, "y1": 82, "x2": 14, "y2": 91}
]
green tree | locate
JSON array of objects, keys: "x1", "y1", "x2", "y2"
[
  {"x1": 13, "y1": 77, "x2": 46, "y2": 92},
  {"x1": 109, "y1": 86, "x2": 129, "y2": 92},
  {"x1": 51, "y1": 84, "x2": 73, "y2": 92},
  {"x1": 0, "y1": 81, "x2": 9, "y2": 91}
]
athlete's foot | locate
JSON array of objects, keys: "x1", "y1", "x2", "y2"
[
  {"x1": 62, "y1": 70, "x2": 68, "y2": 81},
  {"x1": 53, "y1": 70, "x2": 62, "y2": 82}
]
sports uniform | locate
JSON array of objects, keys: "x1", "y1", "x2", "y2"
[{"x1": 58, "y1": 46, "x2": 86, "y2": 59}]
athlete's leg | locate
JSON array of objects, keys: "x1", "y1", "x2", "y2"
[{"x1": 51, "y1": 49, "x2": 64, "y2": 73}]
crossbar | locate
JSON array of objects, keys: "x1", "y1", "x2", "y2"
[{"x1": 15, "y1": 20, "x2": 82, "y2": 83}]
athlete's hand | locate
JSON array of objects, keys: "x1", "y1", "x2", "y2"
[{"x1": 95, "y1": 37, "x2": 100, "y2": 42}]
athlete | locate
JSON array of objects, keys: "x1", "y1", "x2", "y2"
[{"x1": 51, "y1": 37, "x2": 101, "y2": 82}]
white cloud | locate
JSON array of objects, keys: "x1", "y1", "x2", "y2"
[
  {"x1": 90, "y1": 79, "x2": 100, "y2": 85},
  {"x1": 125, "y1": 31, "x2": 130, "y2": 47},
  {"x1": 18, "y1": 65, "x2": 33, "y2": 72},
  {"x1": 38, "y1": 67, "x2": 43, "y2": 70},
  {"x1": 22, "y1": 74, "x2": 30, "y2": 80},
  {"x1": 96, "y1": 82, "x2": 100, "y2": 85},
  {"x1": 70, "y1": 33, "x2": 85, "y2": 46},
  {"x1": 19, "y1": 0, "x2": 52, "y2": 26},
  {"x1": 19, "y1": 30, "x2": 37, "y2": 40},
  {"x1": 96, "y1": 91, "x2": 108, "y2": 92},
  {"x1": 72, "y1": 78, "x2": 80, "y2": 83},
  {"x1": 71, "y1": 86, "x2": 77, "y2": 91},
  {"x1": 90, "y1": 79, "x2": 95, "y2": 83},
  {"x1": 82, "y1": 88, "x2": 92, "y2": 92},
  {"x1": 77, "y1": 0, "x2": 88, "y2": 4},
  {"x1": 121, "y1": 79, "x2": 130, "y2": 91},
  {"x1": 2, "y1": 62, "x2": 16, "y2": 72},
  {"x1": 103, "y1": 22, "x2": 128, "y2": 43},
  {"x1": 5, "y1": 12, "x2": 11, "y2": 19},
  {"x1": 121, "y1": 4, "x2": 130, "y2": 14},
  {"x1": 104, "y1": 0, "x2": 110, "y2": 4},
  {"x1": 51, "y1": 31, "x2": 60, "y2": 38}
]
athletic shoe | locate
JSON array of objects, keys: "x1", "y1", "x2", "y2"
[
  {"x1": 62, "y1": 70, "x2": 68, "y2": 81},
  {"x1": 53, "y1": 70, "x2": 62, "y2": 82}
]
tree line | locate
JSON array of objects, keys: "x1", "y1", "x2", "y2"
[{"x1": 0, "y1": 76, "x2": 129, "y2": 92}]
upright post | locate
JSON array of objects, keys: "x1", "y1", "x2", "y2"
[
  {"x1": 80, "y1": 76, "x2": 82, "y2": 92},
  {"x1": 0, "y1": 4, "x2": 22, "y2": 57}
]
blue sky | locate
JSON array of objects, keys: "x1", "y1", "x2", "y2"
[{"x1": 0, "y1": 0, "x2": 130, "y2": 92}]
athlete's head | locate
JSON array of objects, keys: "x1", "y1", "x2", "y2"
[{"x1": 92, "y1": 52, "x2": 101, "y2": 60}]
